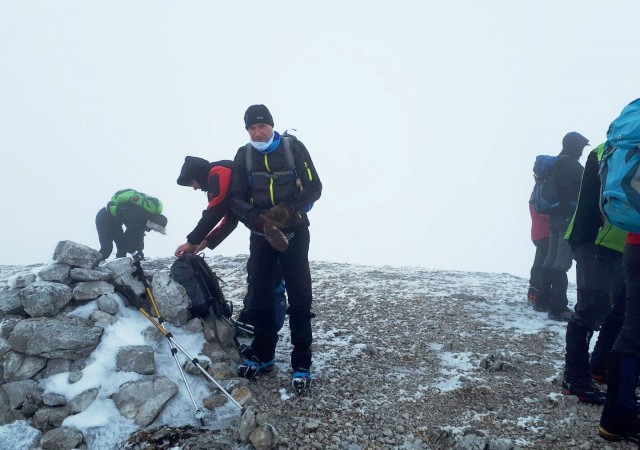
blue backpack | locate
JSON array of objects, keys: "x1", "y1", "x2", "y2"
[
  {"x1": 600, "y1": 98, "x2": 640, "y2": 232},
  {"x1": 531, "y1": 154, "x2": 560, "y2": 214}
]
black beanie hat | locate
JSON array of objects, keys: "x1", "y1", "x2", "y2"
[
  {"x1": 177, "y1": 156, "x2": 211, "y2": 188},
  {"x1": 244, "y1": 104, "x2": 274, "y2": 129}
]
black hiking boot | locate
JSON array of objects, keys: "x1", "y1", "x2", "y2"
[
  {"x1": 562, "y1": 379, "x2": 606, "y2": 404},
  {"x1": 527, "y1": 287, "x2": 538, "y2": 304},
  {"x1": 548, "y1": 308, "x2": 573, "y2": 322},
  {"x1": 598, "y1": 425, "x2": 640, "y2": 444},
  {"x1": 527, "y1": 287, "x2": 549, "y2": 311}
]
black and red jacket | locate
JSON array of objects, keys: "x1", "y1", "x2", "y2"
[{"x1": 186, "y1": 160, "x2": 239, "y2": 247}]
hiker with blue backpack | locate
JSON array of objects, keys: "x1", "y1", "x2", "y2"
[
  {"x1": 597, "y1": 98, "x2": 640, "y2": 443},
  {"x1": 527, "y1": 192, "x2": 552, "y2": 311},
  {"x1": 229, "y1": 104, "x2": 322, "y2": 392},
  {"x1": 560, "y1": 143, "x2": 627, "y2": 405},
  {"x1": 95, "y1": 189, "x2": 167, "y2": 261},
  {"x1": 532, "y1": 132, "x2": 590, "y2": 321}
]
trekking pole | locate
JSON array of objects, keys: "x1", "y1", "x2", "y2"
[
  {"x1": 129, "y1": 252, "x2": 242, "y2": 410},
  {"x1": 129, "y1": 253, "x2": 206, "y2": 423},
  {"x1": 232, "y1": 319, "x2": 254, "y2": 336}
]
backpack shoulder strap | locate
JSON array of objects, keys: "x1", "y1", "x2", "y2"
[
  {"x1": 245, "y1": 138, "x2": 297, "y2": 183},
  {"x1": 282, "y1": 136, "x2": 297, "y2": 175},
  {"x1": 244, "y1": 143, "x2": 253, "y2": 175}
]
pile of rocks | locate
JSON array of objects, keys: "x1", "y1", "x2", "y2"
[{"x1": 0, "y1": 241, "x2": 270, "y2": 450}]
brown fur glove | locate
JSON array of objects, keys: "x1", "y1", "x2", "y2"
[
  {"x1": 256, "y1": 214, "x2": 289, "y2": 251},
  {"x1": 264, "y1": 203, "x2": 295, "y2": 226}
]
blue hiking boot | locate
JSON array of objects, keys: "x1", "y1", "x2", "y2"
[
  {"x1": 292, "y1": 368, "x2": 312, "y2": 392},
  {"x1": 238, "y1": 356, "x2": 274, "y2": 379}
]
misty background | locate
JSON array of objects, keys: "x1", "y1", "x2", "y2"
[{"x1": 1, "y1": 1, "x2": 639, "y2": 280}]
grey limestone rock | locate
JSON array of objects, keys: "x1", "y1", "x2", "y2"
[
  {"x1": 150, "y1": 271, "x2": 190, "y2": 326},
  {"x1": 0, "y1": 287, "x2": 25, "y2": 315},
  {"x1": 69, "y1": 267, "x2": 112, "y2": 282},
  {"x1": 112, "y1": 376, "x2": 178, "y2": 427},
  {"x1": 2, "y1": 350, "x2": 47, "y2": 381},
  {"x1": 52, "y1": 240, "x2": 103, "y2": 269},
  {"x1": 38, "y1": 262, "x2": 72, "y2": 284},
  {"x1": 72, "y1": 281, "x2": 114, "y2": 301},
  {"x1": 8, "y1": 317, "x2": 103, "y2": 360},
  {"x1": 19, "y1": 282, "x2": 73, "y2": 317},
  {"x1": 39, "y1": 426, "x2": 84, "y2": 450},
  {"x1": 116, "y1": 345, "x2": 156, "y2": 375}
]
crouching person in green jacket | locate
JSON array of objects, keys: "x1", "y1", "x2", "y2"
[{"x1": 96, "y1": 189, "x2": 167, "y2": 260}]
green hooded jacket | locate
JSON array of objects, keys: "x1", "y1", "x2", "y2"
[
  {"x1": 565, "y1": 143, "x2": 627, "y2": 252},
  {"x1": 107, "y1": 189, "x2": 163, "y2": 217}
]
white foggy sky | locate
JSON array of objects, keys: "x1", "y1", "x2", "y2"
[{"x1": 1, "y1": 1, "x2": 639, "y2": 279}]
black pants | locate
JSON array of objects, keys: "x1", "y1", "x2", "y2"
[
  {"x1": 530, "y1": 237, "x2": 552, "y2": 305},
  {"x1": 543, "y1": 218, "x2": 573, "y2": 313},
  {"x1": 96, "y1": 207, "x2": 147, "y2": 259},
  {"x1": 248, "y1": 227, "x2": 313, "y2": 370},
  {"x1": 565, "y1": 244, "x2": 625, "y2": 381},
  {"x1": 573, "y1": 244, "x2": 624, "y2": 330},
  {"x1": 239, "y1": 255, "x2": 287, "y2": 332},
  {"x1": 613, "y1": 243, "x2": 640, "y2": 356}
]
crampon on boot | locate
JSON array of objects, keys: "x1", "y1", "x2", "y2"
[
  {"x1": 238, "y1": 356, "x2": 275, "y2": 379},
  {"x1": 292, "y1": 368, "x2": 312, "y2": 392}
]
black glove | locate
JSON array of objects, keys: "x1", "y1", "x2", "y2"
[{"x1": 265, "y1": 203, "x2": 295, "y2": 226}]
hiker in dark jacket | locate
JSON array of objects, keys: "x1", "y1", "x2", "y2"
[
  {"x1": 174, "y1": 156, "x2": 288, "y2": 333},
  {"x1": 543, "y1": 131, "x2": 589, "y2": 321},
  {"x1": 174, "y1": 157, "x2": 239, "y2": 256},
  {"x1": 561, "y1": 144, "x2": 627, "y2": 404},
  {"x1": 96, "y1": 189, "x2": 167, "y2": 260},
  {"x1": 229, "y1": 104, "x2": 322, "y2": 391},
  {"x1": 528, "y1": 194, "x2": 552, "y2": 311}
]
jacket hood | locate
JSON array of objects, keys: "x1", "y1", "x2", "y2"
[
  {"x1": 560, "y1": 131, "x2": 589, "y2": 159},
  {"x1": 177, "y1": 156, "x2": 212, "y2": 189}
]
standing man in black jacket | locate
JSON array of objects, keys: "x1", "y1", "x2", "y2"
[
  {"x1": 229, "y1": 104, "x2": 322, "y2": 391},
  {"x1": 544, "y1": 131, "x2": 589, "y2": 321}
]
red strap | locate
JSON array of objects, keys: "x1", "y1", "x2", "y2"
[{"x1": 627, "y1": 232, "x2": 640, "y2": 245}]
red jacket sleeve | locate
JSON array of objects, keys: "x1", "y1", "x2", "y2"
[{"x1": 186, "y1": 165, "x2": 234, "y2": 244}]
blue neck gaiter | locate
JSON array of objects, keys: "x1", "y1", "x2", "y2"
[{"x1": 251, "y1": 131, "x2": 281, "y2": 154}]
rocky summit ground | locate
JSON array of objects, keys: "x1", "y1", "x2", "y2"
[{"x1": 117, "y1": 256, "x2": 636, "y2": 450}]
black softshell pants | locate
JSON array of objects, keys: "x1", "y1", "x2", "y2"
[
  {"x1": 96, "y1": 206, "x2": 148, "y2": 259},
  {"x1": 565, "y1": 244, "x2": 624, "y2": 382},
  {"x1": 613, "y1": 243, "x2": 640, "y2": 356},
  {"x1": 530, "y1": 237, "x2": 552, "y2": 306},
  {"x1": 248, "y1": 227, "x2": 313, "y2": 370}
]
